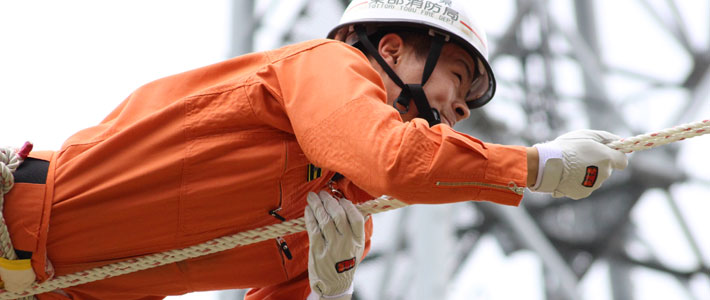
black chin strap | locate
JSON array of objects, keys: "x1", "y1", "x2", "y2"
[{"x1": 355, "y1": 26, "x2": 446, "y2": 126}]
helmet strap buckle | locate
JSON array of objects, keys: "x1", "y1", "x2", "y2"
[
  {"x1": 393, "y1": 93, "x2": 411, "y2": 114},
  {"x1": 407, "y1": 84, "x2": 441, "y2": 125},
  {"x1": 427, "y1": 28, "x2": 451, "y2": 42}
]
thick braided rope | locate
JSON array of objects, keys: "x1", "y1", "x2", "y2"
[
  {"x1": 0, "y1": 148, "x2": 21, "y2": 261},
  {"x1": 1, "y1": 119, "x2": 708, "y2": 298},
  {"x1": 607, "y1": 119, "x2": 710, "y2": 153},
  {"x1": 0, "y1": 196, "x2": 407, "y2": 299},
  {"x1": 0, "y1": 147, "x2": 36, "y2": 300}
]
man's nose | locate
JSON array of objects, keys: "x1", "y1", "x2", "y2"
[{"x1": 452, "y1": 100, "x2": 470, "y2": 122}]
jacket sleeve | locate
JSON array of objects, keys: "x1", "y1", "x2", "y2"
[{"x1": 262, "y1": 40, "x2": 527, "y2": 206}]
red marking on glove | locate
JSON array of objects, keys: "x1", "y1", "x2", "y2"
[
  {"x1": 335, "y1": 257, "x2": 356, "y2": 273},
  {"x1": 582, "y1": 166, "x2": 598, "y2": 187}
]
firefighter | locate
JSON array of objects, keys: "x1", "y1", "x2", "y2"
[{"x1": 2, "y1": 0, "x2": 626, "y2": 299}]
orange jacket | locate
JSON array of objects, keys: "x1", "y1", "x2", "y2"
[{"x1": 5, "y1": 39, "x2": 526, "y2": 300}]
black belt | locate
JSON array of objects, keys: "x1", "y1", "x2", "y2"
[{"x1": 13, "y1": 158, "x2": 49, "y2": 184}]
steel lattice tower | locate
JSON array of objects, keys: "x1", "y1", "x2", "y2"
[{"x1": 228, "y1": 1, "x2": 710, "y2": 299}]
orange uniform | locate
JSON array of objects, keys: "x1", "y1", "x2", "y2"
[{"x1": 4, "y1": 39, "x2": 527, "y2": 299}]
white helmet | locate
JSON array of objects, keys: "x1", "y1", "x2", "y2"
[{"x1": 328, "y1": 0, "x2": 496, "y2": 115}]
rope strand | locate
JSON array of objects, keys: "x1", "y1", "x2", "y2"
[
  {"x1": 0, "y1": 147, "x2": 20, "y2": 260},
  {"x1": 0, "y1": 144, "x2": 36, "y2": 300},
  {"x1": 607, "y1": 119, "x2": 710, "y2": 153},
  {"x1": 0, "y1": 196, "x2": 406, "y2": 299},
  {"x1": 0, "y1": 119, "x2": 708, "y2": 298}
]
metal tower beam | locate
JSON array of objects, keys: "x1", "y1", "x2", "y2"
[{"x1": 230, "y1": 0, "x2": 255, "y2": 57}]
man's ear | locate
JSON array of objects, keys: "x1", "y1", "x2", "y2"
[{"x1": 378, "y1": 33, "x2": 405, "y2": 67}]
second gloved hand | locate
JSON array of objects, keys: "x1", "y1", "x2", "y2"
[
  {"x1": 531, "y1": 130, "x2": 628, "y2": 200},
  {"x1": 305, "y1": 190, "x2": 365, "y2": 299}
]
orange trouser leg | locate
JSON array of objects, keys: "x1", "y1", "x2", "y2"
[{"x1": 245, "y1": 271, "x2": 310, "y2": 300}]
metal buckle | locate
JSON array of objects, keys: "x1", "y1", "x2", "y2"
[
  {"x1": 393, "y1": 100, "x2": 409, "y2": 114},
  {"x1": 327, "y1": 180, "x2": 344, "y2": 199},
  {"x1": 428, "y1": 28, "x2": 451, "y2": 42}
]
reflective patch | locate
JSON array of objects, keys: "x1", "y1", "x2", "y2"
[
  {"x1": 307, "y1": 164, "x2": 322, "y2": 182},
  {"x1": 335, "y1": 257, "x2": 356, "y2": 273},
  {"x1": 582, "y1": 166, "x2": 598, "y2": 187}
]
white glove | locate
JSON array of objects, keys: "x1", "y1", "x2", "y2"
[
  {"x1": 0, "y1": 258, "x2": 36, "y2": 293},
  {"x1": 531, "y1": 130, "x2": 628, "y2": 200},
  {"x1": 305, "y1": 191, "x2": 365, "y2": 299}
]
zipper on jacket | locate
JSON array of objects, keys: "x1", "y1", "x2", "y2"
[
  {"x1": 436, "y1": 180, "x2": 525, "y2": 195},
  {"x1": 276, "y1": 236, "x2": 293, "y2": 260},
  {"x1": 269, "y1": 143, "x2": 289, "y2": 222},
  {"x1": 269, "y1": 179, "x2": 286, "y2": 221},
  {"x1": 269, "y1": 207, "x2": 286, "y2": 222}
]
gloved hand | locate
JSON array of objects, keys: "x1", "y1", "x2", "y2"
[
  {"x1": 0, "y1": 258, "x2": 36, "y2": 293},
  {"x1": 531, "y1": 130, "x2": 628, "y2": 200},
  {"x1": 305, "y1": 190, "x2": 365, "y2": 300}
]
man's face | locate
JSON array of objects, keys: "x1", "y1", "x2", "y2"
[{"x1": 373, "y1": 33, "x2": 476, "y2": 127}]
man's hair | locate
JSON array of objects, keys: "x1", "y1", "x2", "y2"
[{"x1": 356, "y1": 27, "x2": 433, "y2": 59}]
